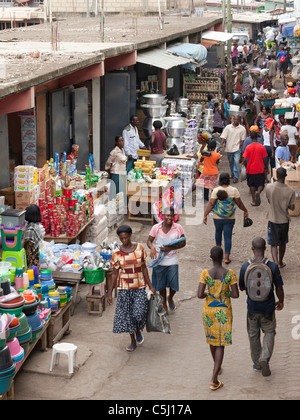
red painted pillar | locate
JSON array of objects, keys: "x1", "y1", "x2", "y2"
[{"x1": 162, "y1": 69, "x2": 167, "y2": 94}]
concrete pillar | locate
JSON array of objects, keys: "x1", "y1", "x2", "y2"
[{"x1": 92, "y1": 77, "x2": 101, "y2": 170}]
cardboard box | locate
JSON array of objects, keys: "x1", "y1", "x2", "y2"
[
  {"x1": 14, "y1": 185, "x2": 40, "y2": 210},
  {"x1": 273, "y1": 166, "x2": 300, "y2": 189},
  {"x1": 0, "y1": 187, "x2": 15, "y2": 207}
]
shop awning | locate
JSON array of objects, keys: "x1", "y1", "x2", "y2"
[
  {"x1": 201, "y1": 30, "x2": 234, "y2": 43},
  {"x1": 136, "y1": 48, "x2": 195, "y2": 70}
]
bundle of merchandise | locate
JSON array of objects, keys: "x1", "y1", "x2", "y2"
[
  {"x1": 184, "y1": 117, "x2": 198, "y2": 155},
  {"x1": 116, "y1": 192, "x2": 125, "y2": 226},
  {"x1": 14, "y1": 166, "x2": 41, "y2": 210},
  {"x1": 86, "y1": 199, "x2": 108, "y2": 246},
  {"x1": 162, "y1": 157, "x2": 197, "y2": 197}
]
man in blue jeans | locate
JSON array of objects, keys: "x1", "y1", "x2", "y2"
[
  {"x1": 239, "y1": 237, "x2": 284, "y2": 377},
  {"x1": 219, "y1": 116, "x2": 246, "y2": 183}
]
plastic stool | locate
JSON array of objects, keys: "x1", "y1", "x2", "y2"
[{"x1": 49, "y1": 343, "x2": 78, "y2": 374}]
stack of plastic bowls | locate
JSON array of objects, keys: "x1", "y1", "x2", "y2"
[
  {"x1": 40, "y1": 270, "x2": 56, "y2": 294},
  {"x1": 22, "y1": 295, "x2": 40, "y2": 317},
  {"x1": 15, "y1": 313, "x2": 32, "y2": 354},
  {"x1": 6, "y1": 318, "x2": 20, "y2": 343},
  {"x1": 65, "y1": 287, "x2": 72, "y2": 302},
  {"x1": 7, "y1": 337, "x2": 24, "y2": 372},
  {"x1": 49, "y1": 290, "x2": 60, "y2": 310},
  {"x1": 0, "y1": 293, "x2": 25, "y2": 317},
  {"x1": 0, "y1": 345, "x2": 16, "y2": 395},
  {"x1": 26, "y1": 313, "x2": 44, "y2": 343}
]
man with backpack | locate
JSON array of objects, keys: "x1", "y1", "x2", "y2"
[{"x1": 239, "y1": 237, "x2": 284, "y2": 377}]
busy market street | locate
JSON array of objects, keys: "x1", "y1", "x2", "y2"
[{"x1": 1, "y1": 1, "x2": 300, "y2": 403}]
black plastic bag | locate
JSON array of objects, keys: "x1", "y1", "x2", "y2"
[
  {"x1": 168, "y1": 144, "x2": 179, "y2": 155},
  {"x1": 146, "y1": 293, "x2": 171, "y2": 334}
]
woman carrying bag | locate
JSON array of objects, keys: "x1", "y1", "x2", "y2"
[{"x1": 107, "y1": 225, "x2": 156, "y2": 352}]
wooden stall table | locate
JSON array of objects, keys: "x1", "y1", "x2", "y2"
[
  {"x1": 44, "y1": 217, "x2": 95, "y2": 245},
  {"x1": 127, "y1": 176, "x2": 176, "y2": 224},
  {"x1": 52, "y1": 271, "x2": 83, "y2": 315},
  {"x1": 47, "y1": 298, "x2": 73, "y2": 349}
]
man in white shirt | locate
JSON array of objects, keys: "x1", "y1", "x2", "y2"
[
  {"x1": 262, "y1": 81, "x2": 278, "y2": 95},
  {"x1": 122, "y1": 115, "x2": 146, "y2": 172},
  {"x1": 219, "y1": 116, "x2": 247, "y2": 182}
]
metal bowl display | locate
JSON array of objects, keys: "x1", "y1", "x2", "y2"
[
  {"x1": 142, "y1": 94, "x2": 166, "y2": 105},
  {"x1": 165, "y1": 119, "x2": 186, "y2": 138},
  {"x1": 141, "y1": 104, "x2": 168, "y2": 118}
]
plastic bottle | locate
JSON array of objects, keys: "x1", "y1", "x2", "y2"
[
  {"x1": 14, "y1": 268, "x2": 23, "y2": 291},
  {"x1": 27, "y1": 269, "x2": 34, "y2": 287},
  {"x1": 23, "y1": 272, "x2": 29, "y2": 290}
]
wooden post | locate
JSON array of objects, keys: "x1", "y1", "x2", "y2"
[{"x1": 227, "y1": 0, "x2": 233, "y2": 93}]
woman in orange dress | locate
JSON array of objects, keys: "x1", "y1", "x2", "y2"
[{"x1": 107, "y1": 225, "x2": 156, "y2": 352}]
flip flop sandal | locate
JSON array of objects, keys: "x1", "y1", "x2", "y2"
[
  {"x1": 210, "y1": 380, "x2": 224, "y2": 391},
  {"x1": 168, "y1": 301, "x2": 177, "y2": 311},
  {"x1": 225, "y1": 259, "x2": 231, "y2": 265},
  {"x1": 136, "y1": 332, "x2": 144, "y2": 345},
  {"x1": 126, "y1": 344, "x2": 136, "y2": 352}
]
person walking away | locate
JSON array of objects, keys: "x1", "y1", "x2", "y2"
[
  {"x1": 24, "y1": 204, "x2": 45, "y2": 270},
  {"x1": 266, "y1": 167, "x2": 295, "y2": 268},
  {"x1": 252, "y1": 81, "x2": 263, "y2": 116},
  {"x1": 280, "y1": 118, "x2": 299, "y2": 163},
  {"x1": 242, "y1": 130, "x2": 268, "y2": 206},
  {"x1": 261, "y1": 118, "x2": 276, "y2": 182},
  {"x1": 267, "y1": 55, "x2": 278, "y2": 86},
  {"x1": 277, "y1": 48, "x2": 288, "y2": 81},
  {"x1": 247, "y1": 39, "x2": 253, "y2": 63},
  {"x1": 105, "y1": 135, "x2": 127, "y2": 199},
  {"x1": 198, "y1": 246, "x2": 239, "y2": 391},
  {"x1": 150, "y1": 120, "x2": 167, "y2": 167},
  {"x1": 203, "y1": 172, "x2": 249, "y2": 264},
  {"x1": 107, "y1": 225, "x2": 156, "y2": 352},
  {"x1": 212, "y1": 100, "x2": 226, "y2": 134},
  {"x1": 234, "y1": 67, "x2": 243, "y2": 93},
  {"x1": 275, "y1": 133, "x2": 291, "y2": 166},
  {"x1": 196, "y1": 139, "x2": 221, "y2": 201},
  {"x1": 122, "y1": 115, "x2": 146, "y2": 173},
  {"x1": 147, "y1": 207, "x2": 186, "y2": 312},
  {"x1": 219, "y1": 116, "x2": 246, "y2": 183},
  {"x1": 239, "y1": 237, "x2": 284, "y2": 376}
]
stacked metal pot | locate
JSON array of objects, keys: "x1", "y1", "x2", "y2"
[
  {"x1": 164, "y1": 116, "x2": 186, "y2": 154},
  {"x1": 141, "y1": 94, "x2": 168, "y2": 138}
]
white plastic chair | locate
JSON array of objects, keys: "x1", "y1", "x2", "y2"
[{"x1": 49, "y1": 343, "x2": 78, "y2": 374}]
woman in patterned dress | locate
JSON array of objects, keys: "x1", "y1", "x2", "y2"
[
  {"x1": 107, "y1": 225, "x2": 156, "y2": 352},
  {"x1": 198, "y1": 246, "x2": 239, "y2": 391}
]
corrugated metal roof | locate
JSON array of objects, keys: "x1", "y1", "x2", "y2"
[{"x1": 136, "y1": 48, "x2": 194, "y2": 70}]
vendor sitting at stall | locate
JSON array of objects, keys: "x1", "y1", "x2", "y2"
[
  {"x1": 150, "y1": 120, "x2": 167, "y2": 167},
  {"x1": 24, "y1": 204, "x2": 45, "y2": 270}
]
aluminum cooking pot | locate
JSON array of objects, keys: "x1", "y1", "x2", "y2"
[
  {"x1": 142, "y1": 94, "x2": 167, "y2": 105},
  {"x1": 165, "y1": 119, "x2": 186, "y2": 138},
  {"x1": 177, "y1": 97, "x2": 189, "y2": 106},
  {"x1": 141, "y1": 104, "x2": 168, "y2": 118}
]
